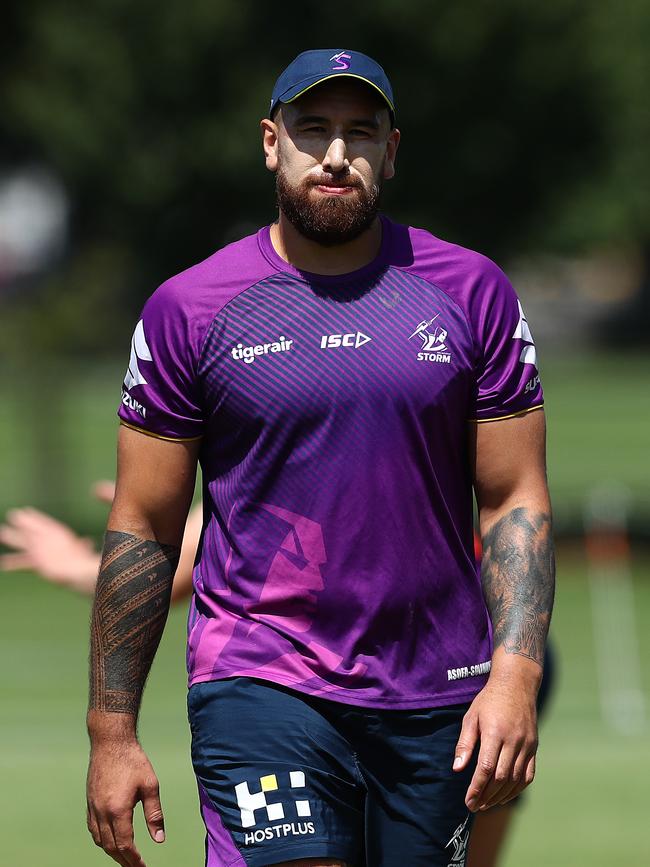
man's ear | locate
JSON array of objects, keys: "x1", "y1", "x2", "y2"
[
  {"x1": 383, "y1": 127, "x2": 401, "y2": 180},
  {"x1": 260, "y1": 117, "x2": 279, "y2": 172}
]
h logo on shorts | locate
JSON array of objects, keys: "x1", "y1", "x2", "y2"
[{"x1": 235, "y1": 771, "x2": 311, "y2": 828}]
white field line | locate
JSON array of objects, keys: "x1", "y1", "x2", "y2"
[{"x1": 589, "y1": 561, "x2": 647, "y2": 735}]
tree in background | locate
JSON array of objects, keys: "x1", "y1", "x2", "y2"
[{"x1": 0, "y1": 0, "x2": 648, "y2": 358}]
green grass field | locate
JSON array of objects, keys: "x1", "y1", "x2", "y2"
[{"x1": 1, "y1": 550, "x2": 649, "y2": 866}]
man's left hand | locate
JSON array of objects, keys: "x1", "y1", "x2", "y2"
[{"x1": 452, "y1": 674, "x2": 538, "y2": 811}]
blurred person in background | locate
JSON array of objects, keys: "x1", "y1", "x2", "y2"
[
  {"x1": 9, "y1": 46, "x2": 555, "y2": 867},
  {"x1": 1, "y1": 496, "x2": 556, "y2": 867}
]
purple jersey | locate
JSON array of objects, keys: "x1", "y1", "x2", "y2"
[{"x1": 118, "y1": 217, "x2": 543, "y2": 709}]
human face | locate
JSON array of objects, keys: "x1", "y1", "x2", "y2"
[{"x1": 262, "y1": 79, "x2": 400, "y2": 245}]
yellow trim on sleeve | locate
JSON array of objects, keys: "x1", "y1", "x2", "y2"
[
  {"x1": 284, "y1": 74, "x2": 395, "y2": 114},
  {"x1": 468, "y1": 403, "x2": 544, "y2": 424},
  {"x1": 119, "y1": 420, "x2": 203, "y2": 442}
]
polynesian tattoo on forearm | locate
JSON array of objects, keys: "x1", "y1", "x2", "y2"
[
  {"x1": 89, "y1": 530, "x2": 179, "y2": 714},
  {"x1": 480, "y1": 507, "x2": 555, "y2": 666}
]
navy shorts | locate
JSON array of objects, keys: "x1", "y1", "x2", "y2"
[{"x1": 188, "y1": 677, "x2": 476, "y2": 866}]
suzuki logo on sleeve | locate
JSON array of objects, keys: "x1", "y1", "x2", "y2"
[{"x1": 320, "y1": 331, "x2": 372, "y2": 350}]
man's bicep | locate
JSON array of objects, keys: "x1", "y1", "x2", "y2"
[
  {"x1": 471, "y1": 408, "x2": 549, "y2": 519},
  {"x1": 109, "y1": 423, "x2": 201, "y2": 544}
]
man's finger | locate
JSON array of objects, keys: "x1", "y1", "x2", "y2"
[
  {"x1": 478, "y1": 742, "x2": 519, "y2": 809},
  {"x1": 0, "y1": 525, "x2": 25, "y2": 548},
  {"x1": 0, "y1": 553, "x2": 32, "y2": 571},
  {"x1": 524, "y1": 752, "x2": 536, "y2": 786},
  {"x1": 465, "y1": 739, "x2": 501, "y2": 812},
  {"x1": 492, "y1": 774, "x2": 522, "y2": 808},
  {"x1": 112, "y1": 810, "x2": 147, "y2": 867},
  {"x1": 97, "y1": 818, "x2": 131, "y2": 867},
  {"x1": 86, "y1": 805, "x2": 101, "y2": 847},
  {"x1": 3, "y1": 508, "x2": 33, "y2": 526},
  {"x1": 7, "y1": 507, "x2": 59, "y2": 531},
  {"x1": 496, "y1": 742, "x2": 533, "y2": 805},
  {"x1": 453, "y1": 711, "x2": 479, "y2": 772},
  {"x1": 93, "y1": 480, "x2": 117, "y2": 504},
  {"x1": 501, "y1": 751, "x2": 537, "y2": 806},
  {"x1": 142, "y1": 784, "x2": 165, "y2": 843}
]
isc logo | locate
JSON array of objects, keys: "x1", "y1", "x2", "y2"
[{"x1": 320, "y1": 331, "x2": 372, "y2": 349}]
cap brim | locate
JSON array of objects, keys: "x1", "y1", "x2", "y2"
[{"x1": 278, "y1": 73, "x2": 395, "y2": 116}]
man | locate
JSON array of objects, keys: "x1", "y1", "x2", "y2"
[{"x1": 86, "y1": 49, "x2": 555, "y2": 867}]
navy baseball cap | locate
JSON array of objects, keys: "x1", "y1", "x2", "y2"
[{"x1": 270, "y1": 49, "x2": 395, "y2": 123}]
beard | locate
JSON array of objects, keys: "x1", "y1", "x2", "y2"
[{"x1": 276, "y1": 165, "x2": 382, "y2": 247}]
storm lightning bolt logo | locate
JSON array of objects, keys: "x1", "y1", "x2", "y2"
[
  {"x1": 408, "y1": 313, "x2": 449, "y2": 352},
  {"x1": 445, "y1": 813, "x2": 471, "y2": 865},
  {"x1": 330, "y1": 51, "x2": 352, "y2": 70}
]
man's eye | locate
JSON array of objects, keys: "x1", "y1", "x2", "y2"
[
  {"x1": 301, "y1": 126, "x2": 326, "y2": 133},
  {"x1": 349, "y1": 129, "x2": 371, "y2": 137}
]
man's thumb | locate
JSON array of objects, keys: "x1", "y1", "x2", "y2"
[{"x1": 143, "y1": 787, "x2": 165, "y2": 843}]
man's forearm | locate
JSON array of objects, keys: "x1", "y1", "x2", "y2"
[
  {"x1": 89, "y1": 530, "x2": 179, "y2": 725},
  {"x1": 480, "y1": 506, "x2": 555, "y2": 670}
]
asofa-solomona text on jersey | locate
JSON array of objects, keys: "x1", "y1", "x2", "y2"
[{"x1": 118, "y1": 216, "x2": 544, "y2": 709}]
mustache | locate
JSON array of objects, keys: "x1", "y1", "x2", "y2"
[{"x1": 307, "y1": 174, "x2": 363, "y2": 188}]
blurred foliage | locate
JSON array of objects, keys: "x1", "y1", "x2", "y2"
[{"x1": 0, "y1": 0, "x2": 649, "y2": 357}]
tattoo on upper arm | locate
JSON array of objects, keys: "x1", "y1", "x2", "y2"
[
  {"x1": 481, "y1": 508, "x2": 555, "y2": 667},
  {"x1": 89, "y1": 530, "x2": 179, "y2": 714}
]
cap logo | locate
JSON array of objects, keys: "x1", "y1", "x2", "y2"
[{"x1": 330, "y1": 51, "x2": 351, "y2": 71}]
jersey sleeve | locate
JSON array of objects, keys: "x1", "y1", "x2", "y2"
[
  {"x1": 468, "y1": 263, "x2": 544, "y2": 422},
  {"x1": 117, "y1": 282, "x2": 204, "y2": 440}
]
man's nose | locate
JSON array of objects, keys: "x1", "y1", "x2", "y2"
[{"x1": 322, "y1": 137, "x2": 349, "y2": 173}]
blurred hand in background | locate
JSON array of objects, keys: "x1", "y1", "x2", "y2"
[
  {"x1": 0, "y1": 481, "x2": 112, "y2": 592},
  {"x1": 0, "y1": 481, "x2": 198, "y2": 602},
  {"x1": 0, "y1": 503, "x2": 103, "y2": 593}
]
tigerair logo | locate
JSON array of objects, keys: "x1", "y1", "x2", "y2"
[
  {"x1": 236, "y1": 770, "x2": 315, "y2": 846},
  {"x1": 231, "y1": 336, "x2": 293, "y2": 364},
  {"x1": 409, "y1": 314, "x2": 451, "y2": 363},
  {"x1": 446, "y1": 813, "x2": 471, "y2": 865},
  {"x1": 320, "y1": 331, "x2": 371, "y2": 349}
]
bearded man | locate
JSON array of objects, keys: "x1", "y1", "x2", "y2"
[{"x1": 86, "y1": 49, "x2": 554, "y2": 867}]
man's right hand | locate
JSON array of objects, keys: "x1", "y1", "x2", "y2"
[
  {"x1": 86, "y1": 428, "x2": 198, "y2": 863},
  {"x1": 86, "y1": 738, "x2": 165, "y2": 867}
]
